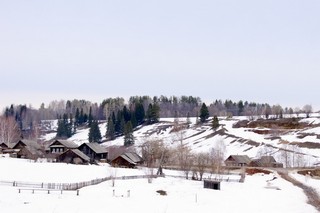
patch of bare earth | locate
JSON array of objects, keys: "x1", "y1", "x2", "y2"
[{"x1": 278, "y1": 171, "x2": 320, "y2": 212}]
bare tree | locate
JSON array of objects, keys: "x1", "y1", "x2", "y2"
[
  {"x1": 294, "y1": 107, "x2": 301, "y2": 118},
  {"x1": 302, "y1": 104, "x2": 313, "y2": 118},
  {"x1": 209, "y1": 139, "x2": 226, "y2": 177},
  {"x1": 0, "y1": 116, "x2": 21, "y2": 147},
  {"x1": 194, "y1": 152, "x2": 209, "y2": 181}
]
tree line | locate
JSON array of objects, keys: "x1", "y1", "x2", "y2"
[{"x1": 0, "y1": 95, "x2": 313, "y2": 145}]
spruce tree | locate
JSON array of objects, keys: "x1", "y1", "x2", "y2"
[
  {"x1": 199, "y1": 103, "x2": 209, "y2": 123},
  {"x1": 88, "y1": 120, "x2": 102, "y2": 143},
  {"x1": 212, "y1": 116, "x2": 219, "y2": 129},
  {"x1": 135, "y1": 102, "x2": 145, "y2": 125},
  {"x1": 124, "y1": 121, "x2": 134, "y2": 146},
  {"x1": 106, "y1": 116, "x2": 115, "y2": 140},
  {"x1": 88, "y1": 107, "x2": 93, "y2": 126}
]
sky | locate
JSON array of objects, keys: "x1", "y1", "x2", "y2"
[{"x1": 0, "y1": 0, "x2": 319, "y2": 111}]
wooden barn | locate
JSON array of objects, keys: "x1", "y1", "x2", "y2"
[
  {"x1": 57, "y1": 149, "x2": 90, "y2": 164},
  {"x1": 225, "y1": 155, "x2": 251, "y2": 167},
  {"x1": 111, "y1": 152, "x2": 144, "y2": 168},
  {"x1": 78, "y1": 142, "x2": 108, "y2": 163}
]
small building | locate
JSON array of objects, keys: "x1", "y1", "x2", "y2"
[
  {"x1": 249, "y1": 156, "x2": 283, "y2": 168},
  {"x1": 204, "y1": 180, "x2": 221, "y2": 190},
  {"x1": 225, "y1": 155, "x2": 251, "y2": 167},
  {"x1": 111, "y1": 152, "x2": 144, "y2": 168},
  {"x1": 57, "y1": 149, "x2": 90, "y2": 164},
  {"x1": 48, "y1": 140, "x2": 78, "y2": 154},
  {"x1": 78, "y1": 142, "x2": 108, "y2": 163}
]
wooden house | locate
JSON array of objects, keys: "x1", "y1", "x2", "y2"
[
  {"x1": 48, "y1": 140, "x2": 78, "y2": 154},
  {"x1": 57, "y1": 149, "x2": 90, "y2": 164},
  {"x1": 78, "y1": 142, "x2": 108, "y2": 163},
  {"x1": 225, "y1": 155, "x2": 251, "y2": 167},
  {"x1": 249, "y1": 156, "x2": 283, "y2": 168},
  {"x1": 2, "y1": 140, "x2": 44, "y2": 160},
  {"x1": 111, "y1": 152, "x2": 144, "y2": 168},
  {"x1": 0, "y1": 142, "x2": 9, "y2": 154}
]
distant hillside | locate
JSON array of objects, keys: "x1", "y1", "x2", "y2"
[{"x1": 40, "y1": 114, "x2": 320, "y2": 167}]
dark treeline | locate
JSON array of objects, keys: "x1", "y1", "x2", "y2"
[{"x1": 2, "y1": 95, "x2": 310, "y2": 139}]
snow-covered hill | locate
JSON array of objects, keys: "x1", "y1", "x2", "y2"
[{"x1": 41, "y1": 114, "x2": 320, "y2": 166}]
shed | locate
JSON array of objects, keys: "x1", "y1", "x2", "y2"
[
  {"x1": 225, "y1": 155, "x2": 251, "y2": 167},
  {"x1": 204, "y1": 180, "x2": 221, "y2": 190}
]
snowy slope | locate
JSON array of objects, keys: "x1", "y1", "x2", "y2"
[{"x1": 40, "y1": 115, "x2": 320, "y2": 166}]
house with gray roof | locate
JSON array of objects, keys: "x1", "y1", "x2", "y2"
[
  {"x1": 48, "y1": 140, "x2": 78, "y2": 154},
  {"x1": 57, "y1": 149, "x2": 90, "y2": 164},
  {"x1": 225, "y1": 155, "x2": 251, "y2": 167},
  {"x1": 78, "y1": 142, "x2": 108, "y2": 163},
  {"x1": 2, "y1": 140, "x2": 45, "y2": 160},
  {"x1": 111, "y1": 152, "x2": 144, "y2": 168},
  {"x1": 249, "y1": 156, "x2": 283, "y2": 168}
]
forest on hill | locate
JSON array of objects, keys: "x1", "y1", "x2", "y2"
[{"x1": 0, "y1": 95, "x2": 313, "y2": 144}]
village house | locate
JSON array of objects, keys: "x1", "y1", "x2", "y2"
[
  {"x1": 78, "y1": 142, "x2": 108, "y2": 163},
  {"x1": 225, "y1": 155, "x2": 251, "y2": 167},
  {"x1": 48, "y1": 140, "x2": 78, "y2": 154},
  {"x1": 111, "y1": 152, "x2": 144, "y2": 168},
  {"x1": 57, "y1": 149, "x2": 90, "y2": 164},
  {"x1": 249, "y1": 156, "x2": 283, "y2": 168},
  {"x1": 1, "y1": 140, "x2": 44, "y2": 160}
]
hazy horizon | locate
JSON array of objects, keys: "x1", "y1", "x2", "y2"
[{"x1": 1, "y1": 0, "x2": 319, "y2": 111}]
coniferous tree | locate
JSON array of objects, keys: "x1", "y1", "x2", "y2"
[
  {"x1": 106, "y1": 116, "x2": 115, "y2": 140},
  {"x1": 88, "y1": 106, "x2": 93, "y2": 126},
  {"x1": 199, "y1": 103, "x2": 209, "y2": 123},
  {"x1": 88, "y1": 120, "x2": 102, "y2": 143},
  {"x1": 56, "y1": 113, "x2": 73, "y2": 138},
  {"x1": 212, "y1": 116, "x2": 219, "y2": 129},
  {"x1": 124, "y1": 121, "x2": 134, "y2": 146},
  {"x1": 75, "y1": 108, "x2": 80, "y2": 126},
  {"x1": 135, "y1": 102, "x2": 145, "y2": 125},
  {"x1": 146, "y1": 103, "x2": 160, "y2": 124}
]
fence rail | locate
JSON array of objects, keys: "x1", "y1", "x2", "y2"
[{"x1": 0, "y1": 173, "x2": 241, "y2": 191}]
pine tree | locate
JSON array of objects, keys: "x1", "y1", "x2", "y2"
[
  {"x1": 146, "y1": 103, "x2": 160, "y2": 124},
  {"x1": 124, "y1": 121, "x2": 134, "y2": 146},
  {"x1": 88, "y1": 120, "x2": 102, "y2": 143},
  {"x1": 212, "y1": 116, "x2": 219, "y2": 129},
  {"x1": 106, "y1": 116, "x2": 115, "y2": 140},
  {"x1": 88, "y1": 106, "x2": 93, "y2": 126},
  {"x1": 56, "y1": 113, "x2": 73, "y2": 138},
  {"x1": 135, "y1": 102, "x2": 145, "y2": 125},
  {"x1": 75, "y1": 108, "x2": 80, "y2": 126},
  {"x1": 199, "y1": 103, "x2": 209, "y2": 123}
]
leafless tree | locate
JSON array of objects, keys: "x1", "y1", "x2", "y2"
[
  {"x1": 294, "y1": 107, "x2": 301, "y2": 118},
  {"x1": 194, "y1": 152, "x2": 209, "y2": 181},
  {"x1": 140, "y1": 138, "x2": 167, "y2": 168},
  {"x1": 209, "y1": 139, "x2": 226, "y2": 176},
  {"x1": 302, "y1": 104, "x2": 313, "y2": 118},
  {"x1": 0, "y1": 116, "x2": 21, "y2": 147}
]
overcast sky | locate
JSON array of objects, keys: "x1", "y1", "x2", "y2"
[{"x1": 0, "y1": 0, "x2": 319, "y2": 111}]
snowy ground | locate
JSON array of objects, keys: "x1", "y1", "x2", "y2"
[{"x1": 0, "y1": 158, "x2": 318, "y2": 213}]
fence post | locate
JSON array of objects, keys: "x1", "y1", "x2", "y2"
[{"x1": 77, "y1": 190, "x2": 79, "y2": 196}]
